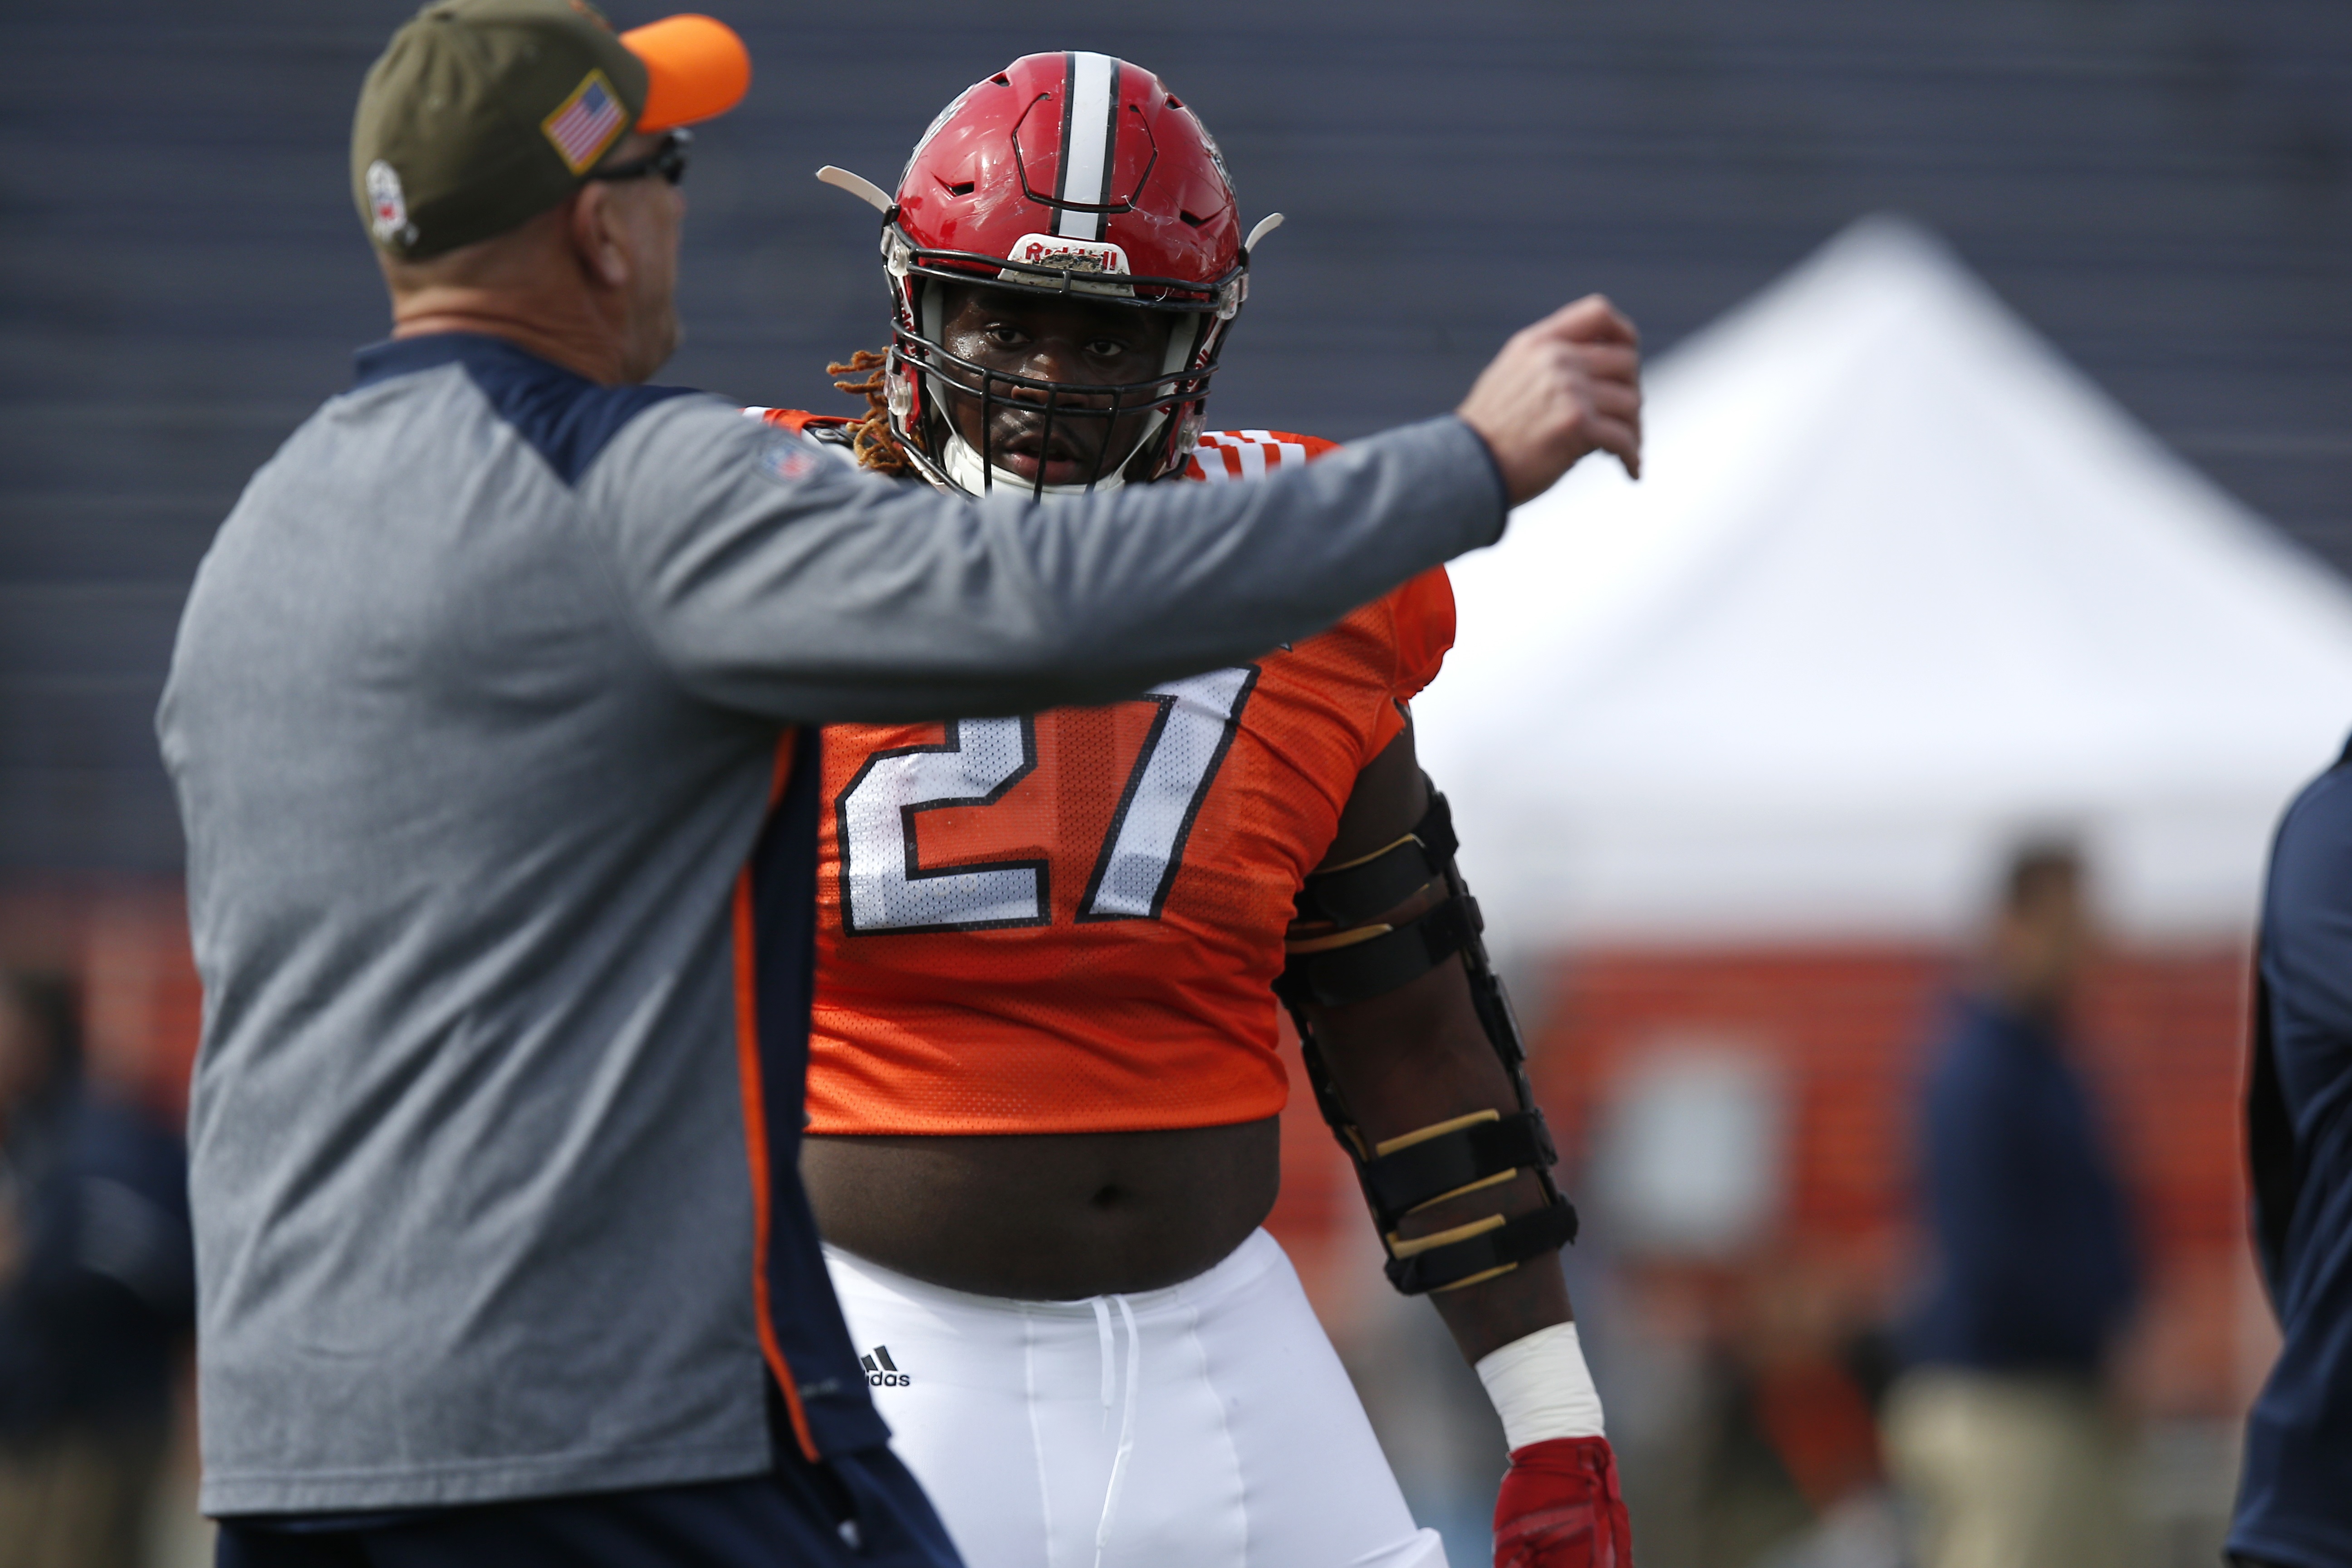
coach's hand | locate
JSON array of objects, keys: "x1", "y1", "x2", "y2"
[
  {"x1": 1456, "y1": 295, "x2": 1642, "y2": 505},
  {"x1": 1493, "y1": 1436, "x2": 1634, "y2": 1568}
]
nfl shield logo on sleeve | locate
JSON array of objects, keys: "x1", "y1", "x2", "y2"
[{"x1": 757, "y1": 433, "x2": 820, "y2": 485}]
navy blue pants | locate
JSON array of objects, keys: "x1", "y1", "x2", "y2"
[{"x1": 216, "y1": 1446, "x2": 961, "y2": 1568}]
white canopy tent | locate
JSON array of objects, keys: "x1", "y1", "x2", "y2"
[{"x1": 1416, "y1": 215, "x2": 2352, "y2": 948}]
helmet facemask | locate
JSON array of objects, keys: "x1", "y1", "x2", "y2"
[{"x1": 883, "y1": 233, "x2": 1239, "y2": 499}]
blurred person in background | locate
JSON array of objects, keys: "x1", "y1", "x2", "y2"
[
  {"x1": 2230, "y1": 736, "x2": 2352, "y2": 1568},
  {"x1": 1882, "y1": 843, "x2": 2139, "y2": 1568},
  {"x1": 0, "y1": 968, "x2": 195, "y2": 1568}
]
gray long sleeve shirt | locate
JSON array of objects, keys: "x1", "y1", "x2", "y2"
[{"x1": 157, "y1": 332, "x2": 1507, "y2": 1514}]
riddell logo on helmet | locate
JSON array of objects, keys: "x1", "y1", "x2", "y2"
[{"x1": 1011, "y1": 235, "x2": 1130, "y2": 275}]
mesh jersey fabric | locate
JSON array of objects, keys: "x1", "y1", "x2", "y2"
[{"x1": 797, "y1": 428, "x2": 1454, "y2": 1135}]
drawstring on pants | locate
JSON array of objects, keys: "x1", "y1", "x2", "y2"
[{"x1": 1088, "y1": 1293, "x2": 1143, "y2": 1566}]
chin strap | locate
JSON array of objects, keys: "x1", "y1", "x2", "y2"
[{"x1": 1275, "y1": 784, "x2": 1579, "y2": 1295}]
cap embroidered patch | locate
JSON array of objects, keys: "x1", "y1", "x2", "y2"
[
  {"x1": 366, "y1": 160, "x2": 414, "y2": 245},
  {"x1": 542, "y1": 70, "x2": 628, "y2": 174}
]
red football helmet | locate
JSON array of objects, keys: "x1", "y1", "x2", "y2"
[{"x1": 820, "y1": 53, "x2": 1277, "y2": 496}]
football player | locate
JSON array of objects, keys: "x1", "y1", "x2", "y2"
[{"x1": 753, "y1": 52, "x2": 1638, "y2": 1568}]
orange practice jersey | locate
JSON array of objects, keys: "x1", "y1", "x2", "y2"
[{"x1": 802, "y1": 427, "x2": 1455, "y2": 1135}]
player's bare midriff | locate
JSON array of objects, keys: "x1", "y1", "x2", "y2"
[{"x1": 802, "y1": 1118, "x2": 1281, "y2": 1299}]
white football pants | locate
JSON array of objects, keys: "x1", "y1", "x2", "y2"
[{"x1": 825, "y1": 1229, "x2": 1449, "y2": 1568}]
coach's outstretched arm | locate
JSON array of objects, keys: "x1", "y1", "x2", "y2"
[{"x1": 599, "y1": 295, "x2": 1641, "y2": 724}]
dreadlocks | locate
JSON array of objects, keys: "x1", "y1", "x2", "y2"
[{"x1": 827, "y1": 350, "x2": 916, "y2": 479}]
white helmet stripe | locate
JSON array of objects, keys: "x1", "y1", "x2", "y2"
[{"x1": 1053, "y1": 52, "x2": 1120, "y2": 241}]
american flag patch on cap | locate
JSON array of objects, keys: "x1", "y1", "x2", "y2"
[{"x1": 542, "y1": 71, "x2": 628, "y2": 174}]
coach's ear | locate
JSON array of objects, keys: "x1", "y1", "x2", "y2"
[
  {"x1": 568, "y1": 180, "x2": 633, "y2": 292},
  {"x1": 566, "y1": 130, "x2": 670, "y2": 293}
]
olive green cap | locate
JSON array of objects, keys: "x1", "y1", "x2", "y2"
[{"x1": 352, "y1": 0, "x2": 651, "y2": 261}]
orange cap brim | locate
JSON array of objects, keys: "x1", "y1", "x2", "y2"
[{"x1": 623, "y1": 15, "x2": 751, "y2": 132}]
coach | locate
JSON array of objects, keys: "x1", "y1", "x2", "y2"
[
  {"x1": 156, "y1": 1, "x2": 1641, "y2": 1562},
  {"x1": 2230, "y1": 734, "x2": 2352, "y2": 1568}
]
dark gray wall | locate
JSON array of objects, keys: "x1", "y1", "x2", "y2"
[{"x1": 3, "y1": 0, "x2": 2346, "y2": 870}]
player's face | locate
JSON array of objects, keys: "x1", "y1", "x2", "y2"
[{"x1": 933, "y1": 284, "x2": 1178, "y2": 487}]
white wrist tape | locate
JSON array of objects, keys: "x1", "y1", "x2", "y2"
[{"x1": 1475, "y1": 1321, "x2": 1605, "y2": 1450}]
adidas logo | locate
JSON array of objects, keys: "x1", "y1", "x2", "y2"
[{"x1": 860, "y1": 1345, "x2": 910, "y2": 1388}]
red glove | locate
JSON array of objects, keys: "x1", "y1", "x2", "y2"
[{"x1": 1493, "y1": 1436, "x2": 1632, "y2": 1568}]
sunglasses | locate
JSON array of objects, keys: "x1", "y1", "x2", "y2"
[{"x1": 588, "y1": 128, "x2": 692, "y2": 187}]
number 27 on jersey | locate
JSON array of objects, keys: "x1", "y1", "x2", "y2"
[{"x1": 836, "y1": 666, "x2": 1260, "y2": 935}]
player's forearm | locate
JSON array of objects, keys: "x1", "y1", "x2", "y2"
[
  {"x1": 1304, "y1": 951, "x2": 1573, "y2": 1365},
  {"x1": 1426, "y1": 1177, "x2": 1574, "y2": 1362}
]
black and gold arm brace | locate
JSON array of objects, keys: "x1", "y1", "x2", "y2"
[{"x1": 1274, "y1": 785, "x2": 1579, "y2": 1295}]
